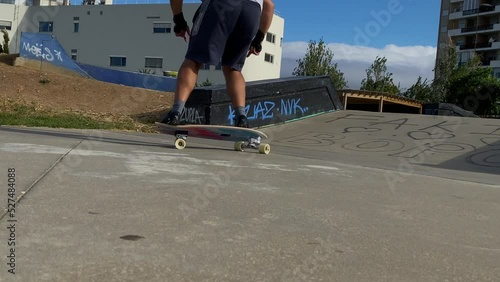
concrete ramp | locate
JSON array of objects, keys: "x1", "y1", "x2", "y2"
[
  {"x1": 262, "y1": 110, "x2": 500, "y2": 186},
  {"x1": 0, "y1": 112, "x2": 499, "y2": 281}
]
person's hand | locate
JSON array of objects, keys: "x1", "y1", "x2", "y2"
[
  {"x1": 173, "y1": 12, "x2": 190, "y2": 42},
  {"x1": 247, "y1": 30, "x2": 265, "y2": 57}
]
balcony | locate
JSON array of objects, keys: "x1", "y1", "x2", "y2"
[
  {"x1": 460, "y1": 42, "x2": 493, "y2": 50},
  {"x1": 450, "y1": 4, "x2": 500, "y2": 20},
  {"x1": 449, "y1": 23, "x2": 500, "y2": 38},
  {"x1": 459, "y1": 41, "x2": 500, "y2": 50},
  {"x1": 462, "y1": 23, "x2": 494, "y2": 32},
  {"x1": 488, "y1": 59, "x2": 500, "y2": 67},
  {"x1": 463, "y1": 5, "x2": 495, "y2": 16}
]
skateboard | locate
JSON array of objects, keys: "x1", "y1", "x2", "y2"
[{"x1": 154, "y1": 122, "x2": 271, "y2": 154}]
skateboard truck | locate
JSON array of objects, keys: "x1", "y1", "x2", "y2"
[{"x1": 234, "y1": 136, "x2": 270, "y2": 154}]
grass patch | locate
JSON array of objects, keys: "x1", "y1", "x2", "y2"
[{"x1": 0, "y1": 99, "x2": 136, "y2": 130}]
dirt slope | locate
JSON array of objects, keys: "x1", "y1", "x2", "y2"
[{"x1": 0, "y1": 56, "x2": 175, "y2": 123}]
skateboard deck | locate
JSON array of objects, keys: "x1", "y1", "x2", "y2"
[{"x1": 155, "y1": 122, "x2": 271, "y2": 154}]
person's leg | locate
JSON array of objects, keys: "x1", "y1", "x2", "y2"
[
  {"x1": 220, "y1": 1, "x2": 261, "y2": 127},
  {"x1": 222, "y1": 66, "x2": 246, "y2": 109},
  {"x1": 161, "y1": 0, "x2": 232, "y2": 125},
  {"x1": 171, "y1": 59, "x2": 201, "y2": 112},
  {"x1": 222, "y1": 66, "x2": 248, "y2": 126},
  {"x1": 160, "y1": 59, "x2": 200, "y2": 125}
]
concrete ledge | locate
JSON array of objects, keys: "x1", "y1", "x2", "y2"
[{"x1": 181, "y1": 76, "x2": 344, "y2": 127}]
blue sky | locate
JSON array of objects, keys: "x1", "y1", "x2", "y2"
[
  {"x1": 273, "y1": 0, "x2": 441, "y2": 48},
  {"x1": 273, "y1": 0, "x2": 442, "y2": 88}
]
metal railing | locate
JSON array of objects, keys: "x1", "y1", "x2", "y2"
[
  {"x1": 462, "y1": 23, "x2": 494, "y2": 32},
  {"x1": 459, "y1": 42, "x2": 493, "y2": 50},
  {"x1": 463, "y1": 5, "x2": 495, "y2": 15}
]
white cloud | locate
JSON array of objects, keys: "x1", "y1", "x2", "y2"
[{"x1": 280, "y1": 41, "x2": 437, "y2": 90}]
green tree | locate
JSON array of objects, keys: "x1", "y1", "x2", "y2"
[
  {"x1": 402, "y1": 76, "x2": 433, "y2": 102},
  {"x1": 1, "y1": 30, "x2": 9, "y2": 54},
  {"x1": 446, "y1": 66, "x2": 500, "y2": 116},
  {"x1": 292, "y1": 37, "x2": 347, "y2": 90},
  {"x1": 431, "y1": 38, "x2": 482, "y2": 102},
  {"x1": 430, "y1": 39, "x2": 499, "y2": 115},
  {"x1": 360, "y1": 56, "x2": 399, "y2": 94}
]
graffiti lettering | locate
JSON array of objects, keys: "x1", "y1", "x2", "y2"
[
  {"x1": 248, "y1": 101, "x2": 275, "y2": 120},
  {"x1": 227, "y1": 98, "x2": 308, "y2": 125},
  {"x1": 281, "y1": 98, "x2": 307, "y2": 116},
  {"x1": 388, "y1": 142, "x2": 476, "y2": 159},
  {"x1": 180, "y1": 108, "x2": 204, "y2": 124},
  {"x1": 22, "y1": 42, "x2": 63, "y2": 63},
  {"x1": 369, "y1": 118, "x2": 418, "y2": 130}
]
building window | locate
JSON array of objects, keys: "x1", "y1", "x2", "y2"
[
  {"x1": 71, "y1": 49, "x2": 77, "y2": 61},
  {"x1": 153, "y1": 22, "x2": 171, "y2": 33},
  {"x1": 73, "y1": 17, "x2": 79, "y2": 20},
  {"x1": 74, "y1": 22, "x2": 79, "y2": 33},
  {"x1": 39, "y1": 21, "x2": 53, "y2": 32},
  {"x1": 264, "y1": 53, "x2": 274, "y2": 64},
  {"x1": 145, "y1": 57, "x2": 163, "y2": 68},
  {"x1": 110, "y1": 56, "x2": 126, "y2": 67},
  {"x1": 0, "y1": 20, "x2": 12, "y2": 31},
  {"x1": 266, "y1": 32, "x2": 276, "y2": 43}
]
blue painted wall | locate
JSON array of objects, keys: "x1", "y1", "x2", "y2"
[
  {"x1": 19, "y1": 32, "x2": 176, "y2": 92},
  {"x1": 20, "y1": 32, "x2": 89, "y2": 77},
  {"x1": 77, "y1": 62, "x2": 176, "y2": 92}
]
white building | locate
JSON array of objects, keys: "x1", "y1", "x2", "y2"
[{"x1": 0, "y1": 1, "x2": 284, "y2": 85}]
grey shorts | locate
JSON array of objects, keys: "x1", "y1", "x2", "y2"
[{"x1": 185, "y1": 0, "x2": 261, "y2": 71}]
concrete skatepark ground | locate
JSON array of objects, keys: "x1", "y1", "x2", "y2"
[{"x1": 0, "y1": 110, "x2": 499, "y2": 281}]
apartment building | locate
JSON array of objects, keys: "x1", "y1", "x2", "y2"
[
  {"x1": 436, "y1": 0, "x2": 500, "y2": 78},
  {"x1": 0, "y1": 1, "x2": 284, "y2": 85}
]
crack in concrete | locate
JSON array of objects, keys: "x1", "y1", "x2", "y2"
[{"x1": 0, "y1": 139, "x2": 85, "y2": 220}]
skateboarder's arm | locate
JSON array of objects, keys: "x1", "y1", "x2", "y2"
[
  {"x1": 259, "y1": 0, "x2": 275, "y2": 34},
  {"x1": 170, "y1": 0, "x2": 183, "y2": 16}
]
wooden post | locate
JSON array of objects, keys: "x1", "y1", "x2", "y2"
[
  {"x1": 343, "y1": 93, "x2": 348, "y2": 110},
  {"x1": 378, "y1": 96, "x2": 384, "y2": 112}
]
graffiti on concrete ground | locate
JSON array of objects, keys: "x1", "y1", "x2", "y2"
[{"x1": 276, "y1": 113, "x2": 500, "y2": 168}]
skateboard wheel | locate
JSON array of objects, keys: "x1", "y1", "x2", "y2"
[
  {"x1": 175, "y1": 138, "x2": 186, "y2": 150},
  {"x1": 258, "y1": 144, "x2": 270, "y2": 154},
  {"x1": 234, "y1": 141, "x2": 245, "y2": 151}
]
